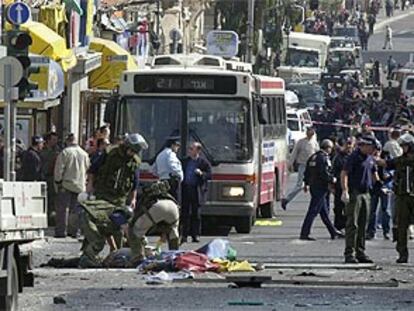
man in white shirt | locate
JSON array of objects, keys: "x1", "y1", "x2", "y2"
[
  {"x1": 153, "y1": 137, "x2": 184, "y2": 199},
  {"x1": 54, "y1": 134, "x2": 90, "y2": 238},
  {"x1": 383, "y1": 25, "x2": 393, "y2": 50},
  {"x1": 383, "y1": 129, "x2": 403, "y2": 159},
  {"x1": 282, "y1": 127, "x2": 319, "y2": 210}
]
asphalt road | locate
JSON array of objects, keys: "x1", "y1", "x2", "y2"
[
  {"x1": 19, "y1": 174, "x2": 414, "y2": 311},
  {"x1": 363, "y1": 8, "x2": 414, "y2": 65}
]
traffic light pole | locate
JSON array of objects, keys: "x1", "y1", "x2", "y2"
[{"x1": 3, "y1": 63, "x2": 17, "y2": 181}]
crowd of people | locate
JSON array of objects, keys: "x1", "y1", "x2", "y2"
[
  {"x1": 285, "y1": 113, "x2": 414, "y2": 263},
  {"x1": 0, "y1": 125, "x2": 212, "y2": 268}
]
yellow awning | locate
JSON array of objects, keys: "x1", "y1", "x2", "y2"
[
  {"x1": 88, "y1": 38, "x2": 138, "y2": 90},
  {"x1": 19, "y1": 21, "x2": 77, "y2": 72}
]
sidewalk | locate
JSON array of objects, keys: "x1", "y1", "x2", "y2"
[{"x1": 374, "y1": 5, "x2": 414, "y2": 32}]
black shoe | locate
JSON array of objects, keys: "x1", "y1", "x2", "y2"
[
  {"x1": 281, "y1": 199, "x2": 288, "y2": 211},
  {"x1": 383, "y1": 233, "x2": 390, "y2": 240},
  {"x1": 299, "y1": 236, "x2": 316, "y2": 241},
  {"x1": 180, "y1": 236, "x2": 188, "y2": 245},
  {"x1": 396, "y1": 256, "x2": 408, "y2": 264},
  {"x1": 331, "y1": 230, "x2": 345, "y2": 240},
  {"x1": 366, "y1": 234, "x2": 375, "y2": 240},
  {"x1": 191, "y1": 236, "x2": 200, "y2": 243},
  {"x1": 356, "y1": 256, "x2": 374, "y2": 263},
  {"x1": 345, "y1": 256, "x2": 358, "y2": 264}
]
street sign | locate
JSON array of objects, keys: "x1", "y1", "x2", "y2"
[
  {"x1": 0, "y1": 56, "x2": 23, "y2": 87},
  {"x1": 206, "y1": 31, "x2": 239, "y2": 58},
  {"x1": 6, "y1": 2, "x2": 31, "y2": 26}
]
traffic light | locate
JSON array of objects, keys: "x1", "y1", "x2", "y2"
[{"x1": 6, "y1": 30, "x2": 39, "y2": 100}]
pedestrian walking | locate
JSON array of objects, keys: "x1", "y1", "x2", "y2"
[
  {"x1": 378, "y1": 133, "x2": 414, "y2": 263},
  {"x1": 79, "y1": 133, "x2": 146, "y2": 268},
  {"x1": 383, "y1": 25, "x2": 393, "y2": 50},
  {"x1": 282, "y1": 127, "x2": 319, "y2": 210},
  {"x1": 20, "y1": 135, "x2": 45, "y2": 181},
  {"x1": 180, "y1": 142, "x2": 212, "y2": 244},
  {"x1": 152, "y1": 136, "x2": 184, "y2": 199},
  {"x1": 299, "y1": 139, "x2": 343, "y2": 241},
  {"x1": 40, "y1": 132, "x2": 61, "y2": 225},
  {"x1": 341, "y1": 136, "x2": 379, "y2": 263},
  {"x1": 332, "y1": 137, "x2": 355, "y2": 231},
  {"x1": 54, "y1": 134, "x2": 90, "y2": 238},
  {"x1": 367, "y1": 13, "x2": 376, "y2": 35}
]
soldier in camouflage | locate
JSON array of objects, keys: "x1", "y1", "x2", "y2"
[
  {"x1": 379, "y1": 133, "x2": 414, "y2": 263},
  {"x1": 78, "y1": 133, "x2": 148, "y2": 268}
]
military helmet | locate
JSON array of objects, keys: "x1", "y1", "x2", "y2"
[
  {"x1": 320, "y1": 139, "x2": 334, "y2": 149},
  {"x1": 398, "y1": 133, "x2": 414, "y2": 148},
  {"x1": 124, "y1": 133, "x2": 148, "y2": 154}
]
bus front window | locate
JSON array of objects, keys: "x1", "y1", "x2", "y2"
[
  {"x1": 188, "y1": 99, "x2": 252, "y2": 163},
  {"x1": 122, "y1": 98, "x2": 181, "y2": 162}
]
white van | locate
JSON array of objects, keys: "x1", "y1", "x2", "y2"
[
  {"x1": 402, "y1": 75, "x2": 414, "y2": 98},
  {"x1": 287, "y1": 108, "x2": 313, "y2": 151}
]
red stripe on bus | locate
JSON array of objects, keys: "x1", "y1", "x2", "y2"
[
  {"x1": 261, "y1": 81, "x2": 284, "y2": 89},
  {"x1": 212, "y1": 174, "x2": 254, "y2": 182}
]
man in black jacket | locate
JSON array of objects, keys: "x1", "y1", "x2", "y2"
[
  {"x1": 332, "y1": 137, "x2": 355, "y2": 231},
  {"x1": 300, "y1": 139, "x2": 343, "y2": 241},
  {"x1": 21, "y1": 135, "x2": 45, "y2": 181},
  {"x1": 181, "y1": 142, "x2": 212, "y2": 243}
]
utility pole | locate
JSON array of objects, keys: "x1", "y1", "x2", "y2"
[{"x1": 247, "y1": 0, "x2": 255, "y2": 63}]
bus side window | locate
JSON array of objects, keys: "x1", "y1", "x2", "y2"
[{"x1": 257, "y1": 97, "x2": 269, "y2": 124}]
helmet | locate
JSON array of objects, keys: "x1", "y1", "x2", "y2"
[
  {"x1": 398, "y1": 133, "x2": 414, "y2": 148},
  {"x1": 124, "y1": 133, "x2": 148, "y2": 153},
  {"x1": 320, "y1": 139, "x2": 334, "y2": 149}
]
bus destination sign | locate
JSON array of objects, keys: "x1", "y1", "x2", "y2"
[{"x1": 134, "y1": 75, "x2": 237, "y2": 94}]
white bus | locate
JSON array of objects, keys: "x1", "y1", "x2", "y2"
[{"x1": 108, "y1": 54, "x2": 288, "y2": 233}]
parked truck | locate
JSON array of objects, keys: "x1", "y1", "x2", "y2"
[{"x1": 0, "y1": 181, "x2": 47, "y2": 311}]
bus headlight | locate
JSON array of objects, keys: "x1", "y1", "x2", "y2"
[{"x1": 222, "y1": 186, "x2": 245, "y2": 198}]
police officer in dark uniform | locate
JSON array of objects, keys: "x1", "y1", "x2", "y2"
[
  {"x1": 300, "y1": 139, "x2": 343, "y2": 241},
  {"x1": 332, "y1": 137, "x2": 355, "y2": 231},
  {"x1": 341, "y1": 136, "x2": 379, "y2": 263},
  {"x1": 378, "y1": 133, "x2": 414, "y2": 263}
]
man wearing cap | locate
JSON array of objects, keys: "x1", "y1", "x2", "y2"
[
  {"x1": 20, "y1": 135, "x2": 45, "y2": 181},
  {"x1": 282, "y1": 127, "x2": 319, "y2": 210},
  {"x1": 54, "y1": 134, "x2": 90, "y2": 238},
  {"x1": 300, "y1": 139, "x2": 343, "y2": 240},
  {"x1": 341, "y1": 136, "x2": 379, "y2": 263},
  {"x1": 152, "y1": 137, "x2": 184, "y2": 199}
]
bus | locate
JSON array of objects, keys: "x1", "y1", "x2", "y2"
[{"x1": 107, "y1": 54, "x2": 288, "y2": 234}]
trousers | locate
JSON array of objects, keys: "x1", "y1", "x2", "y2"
[
  {"x1": 334, "y1": 187, "x2": 347, "y2": 231},
  {"x1": 344, "y1": 192, "x2": 371, "y2": 258},
  {"x1": 395, "y1": 195, "x2": 414, "y2": 258},
  {"x1": 181, "y1": 185, "x2": 201, "y2": 238},
  {"x1": 286, "y1": 163, "x2": 306, "y2": 203},
  {"x1": 129, "y1": 199, "x2": 180, "y2": 261},
  {"x1": 367, "y1": 190, "x2": 391, "y2": 236},
  {"x1": 300, "y1": 187, "x2": 336, "y2": 238},
  {"x1": 55, "y1": 189, "x2": 80, "y2": 237}
]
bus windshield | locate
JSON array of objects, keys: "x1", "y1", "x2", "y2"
[
  {"x1": 287, "y1": 48, "x2": 319, "y2": 67},
  {"x1": 121, "y1": 97, "x2": 252, "y2": 163}
]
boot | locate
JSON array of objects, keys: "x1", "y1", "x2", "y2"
[
  {"x1": 396, "y1": 255, "x2": 408, "y2": 264},
  {"x1": 168, "y1": 238, "x2": 180, "y2": 250},
  {"x1": 79, "y1": 255, "x2": 102, "y2": 268}
]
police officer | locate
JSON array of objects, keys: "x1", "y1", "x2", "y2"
[
  {"x1": 300, "y1": 139, "x2": 342, "y2": 241},
  {"x1": 78, "y1": 133, "x2": 147, "y2": 268},
  {"x1": 341, "y1": 136, "x2": 379, "y2": 264},
  {"x1": 128, "y1": 180, "x2": 180, "y2": 265},
  {"x1": 378, "y1": 133, "x2": 414, "y2": 263}
]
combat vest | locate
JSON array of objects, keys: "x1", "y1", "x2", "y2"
[
  {"x1": 80, "y1": 200, "x2": 118, "y2": 235},
  {"x1": 94, "y1": 145, "x2": 140, "y2": 206},
  {"x1": 131, "y1": 180, "x2": 178, "y2": 225},
  {"x1": 394, "y1": 154, "x2": 414, "y2": 196}
]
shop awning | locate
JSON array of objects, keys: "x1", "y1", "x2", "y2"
[
  {"x1": 19, "y1": 21, "x2": 77, "y2": 72},
  {"x1": 88, "y1": 38, "x2": 138, "y2": 90}
]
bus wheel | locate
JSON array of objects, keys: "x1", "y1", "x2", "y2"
[
  {"x1": 235, "y1": 216, "x2": 252, "y2": 234},
  {"x1": 0, "y1": 256, "x2": 19, "y2": 311}
]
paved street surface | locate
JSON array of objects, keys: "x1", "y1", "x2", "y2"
[
  {"x1": 19, "y1": 175, "x2": 414, "y2": 311},
  {"x1": 364, "y1": 8, "x2": 414, "y2": 65}
]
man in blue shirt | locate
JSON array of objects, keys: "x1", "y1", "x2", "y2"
[
  {"x1": 181, "y1": 142, "x2": 211, "y2": 243},
  {"x1": 341, "y1": 136, "x2": 379, "y2": 263}
]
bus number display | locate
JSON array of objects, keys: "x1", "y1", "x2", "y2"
[{"x1": 134, "y1": 75, "x2": 237, "y2": 94}]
